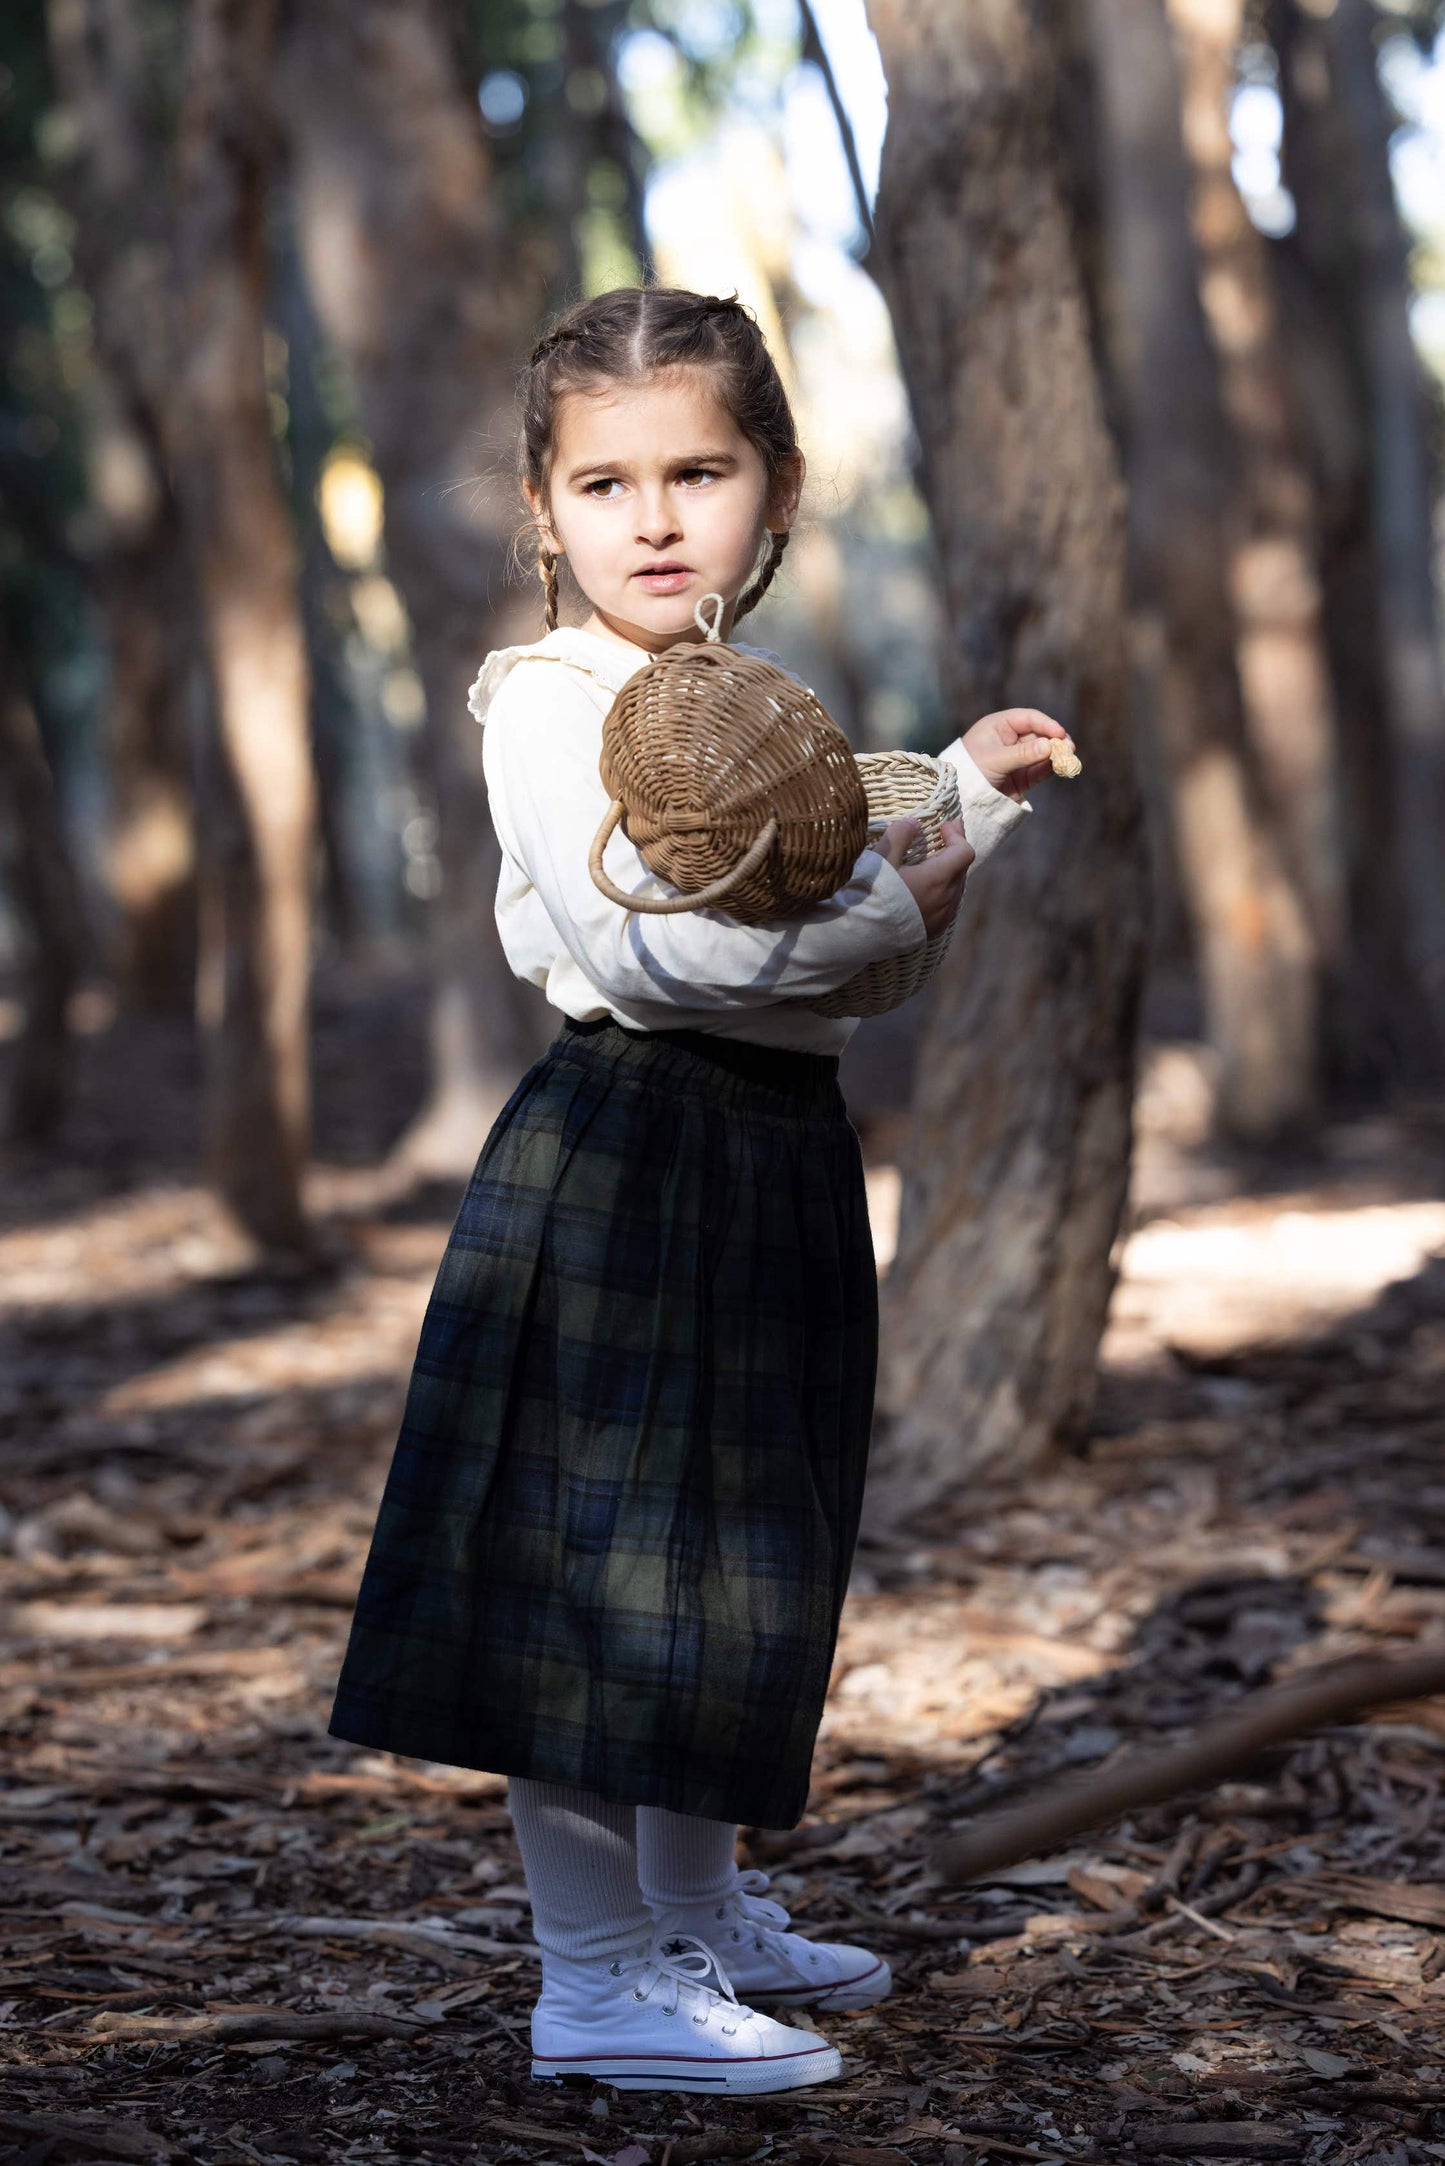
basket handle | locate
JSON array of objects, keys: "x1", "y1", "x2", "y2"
[{"x1": 588, "y1": 799, "x2": 779, "y2": 914}]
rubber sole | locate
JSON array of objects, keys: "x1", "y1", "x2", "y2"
[
  {"x1": 734, "y1": 1955, "x2": 893, "y2": 2012},
  {"x1": 532, "y1": 2043, "x2": 844, "y2": 2095}
]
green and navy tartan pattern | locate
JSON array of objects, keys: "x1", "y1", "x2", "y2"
[{"x1": 328, "y1": 1015, "x2": 879, "y2": 1830}]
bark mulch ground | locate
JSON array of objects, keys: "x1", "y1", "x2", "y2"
[{"x1": 4, "y1": 972, "x2": 1445, "y2": 2165}]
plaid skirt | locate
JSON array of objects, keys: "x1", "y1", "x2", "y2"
[{"x1": 328, "y1": 1014, "x2": 879, "y2": 1829}]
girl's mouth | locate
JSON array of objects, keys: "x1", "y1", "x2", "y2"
[{"x1": 633, "y1": 565, "x2": 693, "y2": 593}]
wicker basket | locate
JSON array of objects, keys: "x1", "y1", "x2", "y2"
[
  {"x1": 588, "y1": 596, "x2": 868, "y2": 926},
  {"x1": 805, "y1": 747, "x2": 963, "y2": 1018}
]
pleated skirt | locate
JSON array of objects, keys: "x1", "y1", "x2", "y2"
[{"x1": 328, "y1": 1013, "x2": 879, "y2": 1829}]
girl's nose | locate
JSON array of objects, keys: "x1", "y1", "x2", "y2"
[{"x1": 636, "y1": 497, "x2": 682, "y2": 547}]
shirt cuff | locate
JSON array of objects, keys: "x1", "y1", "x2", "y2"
[{"x1": 941, "y1": 740, "x2": 1033, "y2": 869}]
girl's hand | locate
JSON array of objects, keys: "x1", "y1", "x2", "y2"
[
  {"x1": 876, "y1": 815, "x2": 975, "y2": 940},
  {"x1": 963, "y1": 707, "x2": 1075, "y2": 801}
]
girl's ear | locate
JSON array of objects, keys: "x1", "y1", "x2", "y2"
[
  {"x1": 768, "y1": 449, "x2": 806, "y2": 534},
  {"x1": 523, "y1": 480, "x2": 562, "y2": 554}
]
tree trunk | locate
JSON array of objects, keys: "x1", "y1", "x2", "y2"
[
  {"x1": 0, "y1": 646, "x2": 85, "y2": 1144},
  {"x1": 1082, "y1": 0, "x2": 1321, "y2": 1142},
  {"x1": 281, "y1": 0, "x2": 555, "y2": 1175},
  {"x1": 1166, "y1": 0, "x2": 1349, "y2": 1008},
  {"x1": 171, "y1": 0, "x2": 317, "y2": 1257},
  {"x1": 1269, "y1": 0, "x2": 1445, "y2": 1080},
  {"x1": 862, "y1": 0, "x2": 1150, "y2": 1521},
  {"x1": 1325, "y1": 0, "x2": 1445, "y2": 1053},
  {"x1": 47, "y1": 0, "x2": 198, "y2": 1011}
]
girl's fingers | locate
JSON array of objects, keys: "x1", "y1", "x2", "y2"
[
  {"x1": 876, "y1": 815, "x2": 922, "y2": 866},
  {"x1": 1000, "y1": 707, "x2": 1066, "y2": 739}
]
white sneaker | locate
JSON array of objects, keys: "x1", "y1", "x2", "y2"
[
  {"x1": 652, "y1": 1868, "x2": 892, "y2": 2012},
  {"x1": 530, "y1": 1929, "x2": 844, "y2": 2095}
]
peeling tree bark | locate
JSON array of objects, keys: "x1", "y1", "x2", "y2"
[
  {"x1": 281, "y1": 0, "x2": 554, "y2": 1175},
  {"x1": 862, "y1": 0, "x2": 1150, "y2": 1521},
  {"x1": 171, "y1": 0, "x2": 317, "y2": 1256}
]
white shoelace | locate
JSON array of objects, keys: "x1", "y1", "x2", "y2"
[
  {"x1": 614, "y1": 1930, "x2": 749, "y2": 2030},
  {"x1": 663, "y1": 1868, "x2": 826, "y2": 1989}
]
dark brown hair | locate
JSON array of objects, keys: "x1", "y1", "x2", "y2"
[{"x1": 519, "y1": 286, "x2": 799, "y2": 633}]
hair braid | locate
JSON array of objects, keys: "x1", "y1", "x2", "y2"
[
  {"x1": 538, "y1": 544, "x2": 560, "y2": 632},
  {"x1": 732, "y1": 529, "x2": 789, "y2": 626}
]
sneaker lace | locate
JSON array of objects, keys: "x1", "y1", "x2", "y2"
[
  {"x1": 682, "y1": 1867, "x2": 828, "y2": 1987},
  {"x1": 617, "y1": 1931, "x2": 748, "y2": 2029}
]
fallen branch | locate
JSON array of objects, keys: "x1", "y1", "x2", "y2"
[
  {"x1": 89, "y1": 2008, "x2": 429, "y2": 2044},
  {"x1": 0, "y1": 2111, "x2": 182, "y2": 2161},
  {"x1": 932, "y1": 1651, "x2": 1445, "y2": 1884}
]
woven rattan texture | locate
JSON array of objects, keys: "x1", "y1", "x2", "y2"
[
  {"x1": 806, "y1": 748, "x2": 963, "y2": 1018},
  {"x1": 599, "y1": 643, "x2": 869, "y2": 926}
]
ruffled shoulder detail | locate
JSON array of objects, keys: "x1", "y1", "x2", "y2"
[{"x1": 466, "y1": 627, "x2": 651, "y2": 729}]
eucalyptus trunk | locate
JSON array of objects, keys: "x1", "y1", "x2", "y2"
[
  {"x1": 1166, "y1": 0, "x2": 1348, "y2": 1009},
  {"x1": 282, "y1": 0, "x2": 554, "y2": 1175},
  {"x1": 1270, "y1": 0, "x2": 1445, "y2": 1079},
  {"x1": 862, "y1": 0, "x2": 1150, "y2": 1521},
  {"x1": 1083, "y1": 0, "x2": 1321, "y2": 1141},
  {"x1": 0, "y1": 650, "x2": 85, "y2": 1143},
  {"x1": 47, "y1": 0, "x2": 198, "y2": 1010},
  {"x1": 171, "y1": 0, "x2": 317, "y2": 1256}
]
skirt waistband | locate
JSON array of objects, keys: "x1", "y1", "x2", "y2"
[{"x1": 554, "y1": 1013, "x2": 844, "y2": 1115}]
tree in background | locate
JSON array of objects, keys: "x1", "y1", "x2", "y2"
[
  {"x1": 1079, "y1": 0, "x2": 1322, "y2": 1143},
  {"x1": 1166, "y1": 0, "x2": 1349, "y2": 1068},
  {"x1": 280, "y1": 0, "x2": 658, "y2": 1170},
  {"x1": 169, "y1": 0, "x2": 317, "y2": 1256},
  {"x1": 861, "y1": 0, "x2": 1150, "y2": 1516},
  {"x1": 1, "y1": 0, "x2": 93, "y2": 1140},
  {"x1": 1269, "y1": 0, "x2": 1445, "y2": 1082},
  {"x1": 47, "y1": 0, "x2": 198, "y2": 1015}
]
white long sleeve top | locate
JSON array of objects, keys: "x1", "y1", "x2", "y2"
[{"x1": 470, "y1": 624, "x2": 1031, "y2": 1056}]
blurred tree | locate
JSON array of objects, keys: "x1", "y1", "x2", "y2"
[
  {"x1": 0, "y1": 635, "x2": 84, "y2": 1141},
  {"x1": 281, "y1": 0, "x2": 557, "y2": 1171},
  {"x1": 170, "y1": 0, "x2": 317, "y2": 1256},
  {"x1": 46, "y1": 0, "x2": 199, "y2": 1012},
  {"x1": 862, "y1": 0, "x2": 1149, "y2": 1513},
  {"x1": 1166, "y1": 0, "x2": 1349, "y2": 1053},
  {"x1": 1080, "y1": 0, "x2": 1322, "y2": 1142},
  {"x1": 1269, "y1": 0, "x2": 1445, "y2": 1079},
  {"x1": 1, "y1": 0, "x2": 94, "y2": 1134}
]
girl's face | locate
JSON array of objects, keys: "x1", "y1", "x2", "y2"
[{"x1": 527, "y1": 367, "x2": 803, "y2": 654}]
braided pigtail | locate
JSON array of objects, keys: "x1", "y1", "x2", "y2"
[
  {"x1": 732, "y1": 529, "x2": 789, "y2": 625},
  {"x1": 538, "y1": 544, "x2": 560, "y2": 633}
]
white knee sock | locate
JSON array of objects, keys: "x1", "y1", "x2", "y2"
[
  {"x1": 635, "y1": 1805, "x2": 742, "y2": 1913},
  {"x1": 507, "y1": 1778, "x2": 654, "y2": 1965}
]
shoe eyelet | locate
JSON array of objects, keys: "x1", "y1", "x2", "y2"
[
  {"x1": 754, "y1": 1938, "x2": 764, "y2": 1950},
  {"x1": 609, "y1": 1962, "x2": 621, "y2": 1975},
  {"x1": 722, "y1": 2023, "x2": 736, "y2": 2036},
  {"x1": 632, "y1": 1988, "x2": 644, "y2": 2000},
  {"x1": 730, "y1": 1928, "x2": 741, "y2": 1940}
]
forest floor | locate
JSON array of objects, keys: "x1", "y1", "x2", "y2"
[{"x1": 4, "y1": 965, "x2": 1445, "y2": 2166}]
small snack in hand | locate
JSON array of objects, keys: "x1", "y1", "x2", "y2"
[{"x1": 1049, "y1": 739, "x2": 1082, "y2": 779}]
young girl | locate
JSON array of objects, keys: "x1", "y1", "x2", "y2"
[{"x1": 329, "y1": 286, "x2": 1072, "y2": 2097}]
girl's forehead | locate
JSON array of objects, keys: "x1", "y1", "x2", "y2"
[{"x1": 552, "y1": 369, "x2": 749, "y2": 466}]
